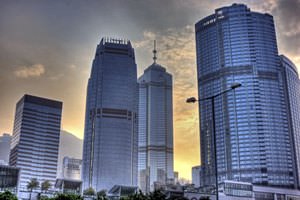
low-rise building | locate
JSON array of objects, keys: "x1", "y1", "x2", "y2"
[
  {"x1": 184, "y1": 180, "x2": 300, "y2": 200},
  {"x1": 0, "y1": 165, "x2": 20, "y2": 194},
  {"x1": 192, "y1": 166, "x2": 200, "y2": 187},
  {"x1": 55, "y1": 179, "x2": 82, "y2": 195},
  {"x1": 62, "y1": 157, "x2": 82, "y2": 180}
]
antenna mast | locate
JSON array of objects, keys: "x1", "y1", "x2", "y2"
[{"x1": 153, "y1": 40, "x2": 157, "y2": 64}]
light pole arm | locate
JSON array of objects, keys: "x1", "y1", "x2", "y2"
[{"x1": 186, "y1": 82, "x2": 241, "y2": 200}]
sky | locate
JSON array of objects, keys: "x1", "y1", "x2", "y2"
[{"x1": 0, "y1": 0, "x2": 300, "y2": 180}]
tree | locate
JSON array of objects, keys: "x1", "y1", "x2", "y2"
[
  {"x1": 148, "y1": 190, "x2": 165, "y2": 200},
  {"x1": 83, "y1": 187, "x2": 96, "y2": 196},
  {"x1": 41, "y1": 180, "x2": 52, "y2": 193},
  {"x1": 97, "y1": 190, "x2": 108, "y2": 200},
  {"x1": 120, "y1": 190, "x2": 148, "y2": 200},
  {"x1": 0, "y1": 191, "x2": 18, "y2": 200},
  {"x1": 52, "y1": 193, "x2": 83, "y2": 200},
  {"x1": 27, "y1": 178, "x2": 40, "y2": 200}
]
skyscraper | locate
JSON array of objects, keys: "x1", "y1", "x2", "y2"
[
  {"x1": 281, "y1": 55, "x2": 300, "y2": 187},
  {"x1": 82, "y1": 38, "x2": 138, "y2": 191},
  {"x1": 0, "y1": 133, "x2": 11, "y2": 165},
  {"x1": 9, "y1": 94, "x2": 62, "y2": 195},
  {"x1": 138, "y1": 43, "x2": 173, "y2": 192},
  {"x1": 195, "y1": 4, "x2": 297, "y2": 188}
]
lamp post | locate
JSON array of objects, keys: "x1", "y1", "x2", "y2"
[{"x1": 186, "y1": 83, "x2": 241, "y2": 200}]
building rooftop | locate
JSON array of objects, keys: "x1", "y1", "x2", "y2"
[{"x1": 17, "y1": 94, "x2": 63, "y2": 109}]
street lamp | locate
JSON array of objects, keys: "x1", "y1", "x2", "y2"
[{"x1": 186, "y1": 83, "x2": 241, "y2": 200}]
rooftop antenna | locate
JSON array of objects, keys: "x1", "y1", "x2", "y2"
[{"x1": 153, "y1": 40, "x2": 157, "y2": 64}]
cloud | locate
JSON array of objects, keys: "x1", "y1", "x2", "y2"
[
  {"x1": 13, "y1": 64, "x2": 45, "y2": 78},
  {"x1": 268, "y1": 0, "x2": 300, "y2": 66},
  {"x1": 273, "y1": 0, "x2": 300, "y2": 35}
]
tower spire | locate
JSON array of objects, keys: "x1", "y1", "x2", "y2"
[{"x1": 153, "y1": 40, "x2": 157, "y2": 64}]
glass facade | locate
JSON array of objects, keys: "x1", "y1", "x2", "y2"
[
  {"x1": 82, "y1": 38, "x2": 138, "y2": 191},
  {"x1": 0, "y1": 134, "x2": 11, "y2": 165},
  {"x1": 220, "y1": 180, "x2": 253, "y2": 197},
  {"x1": 0, "y1": 165, "x2": 20, "y2": 193},
  {"x1": 192, "y1": 165, "x2": 201, "y2": 187},
  {"x1": 281, "y1": 55, "x2": 300, "y2": 187},
  {"x1": 9, "y1": 94, "x2": 62, "y2": 194},
  {"x1": 138, "y1": 63, "x2": 173, "y2": 192},
  {"x1": 62, "y1": 157, "x2": 82, "y2": 180},
  {"x1": 195, "y1": 4, "x2": 297, "y2": 188}
]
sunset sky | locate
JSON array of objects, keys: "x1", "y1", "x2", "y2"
[{"x1": 0, "y1": 0, "x2": 299, "y2": 180}]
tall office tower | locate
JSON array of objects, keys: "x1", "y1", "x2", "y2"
[
  {"x1": 195, "y1": 4, "x2": 297, "y2": 188},
  {"x1": 281, "y1": 55, "x2": 300, "y2": 186},
  {"x1": 82, "y1": 38, "x2": 138, "y2": 191},
  {"x1": 62, "y1": 157, "x2": 82, "y2": 180},
  {"x1": 192, "y1": 166, "x2": 201, "y2": 187},
  {"x1": 0, "y1": 133, "x2": 11, "y2": 165},
  {"x1": 138, "y1": 44, "x2": 173, "y2": 193},
  {"x1": 9, "y1": 95, "x2": 62, "y2": 194}
]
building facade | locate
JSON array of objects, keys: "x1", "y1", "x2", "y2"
[
  {"x1": 0, "y1": 165, "x2": 20, "y2": 194},
  {"x1": 62, "y1": 157, "x2": 82, "y2": 180},
  {"x1": 281, "y1": 55, "x2": 300, "y2": 187},
  {"x1": 9, "y1": 94, "x2": 62, "y2": 194},
  {"x1": 195, "y1": 4, "x2": 297, "y2": 188},
  {"x1": 192, "y1": 166, "x2": 200, "y2": 187},
  {"x1": 0, "y1": 133, "x2": 11, "y2": 165},
  {"x1": 138, "y1": 53, "x2": 173, "y2": 192},
  {"x1": 82, "y1": 38, "x2": 138, "y2": 191}
]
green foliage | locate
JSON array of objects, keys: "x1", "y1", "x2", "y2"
[
  {"x1": 27, "y1": 178, "x2": 40, "y2": 199},
  {"x1": 37, "y1": 193, "x2": 83, "y2": 200},
  {"x1": 41, "y1": 180, "x2": 52, "y2": 192},
  {"x1": 83, "y1": 187, "x2": 96, "y2": 196},
  {"x1": 148, "y1": 190, "x2": 165, "y2": 200},
  {"x1": 97, "y1": 190, "x2": 108, "y2": 200},
  {"x1": 120, "y1": 190, "x2": 148, "y2": 200},
  {"x1": 53, "y1": 193, "x2": 83, "y2": 200},
  {"x1": 27, "y1": 178, "x2": 40, "y2": 191},
  {"x1": 39, "y1": 195, "x2": 51, "y2": 200},
  {"x1": 0, "y1": 191, "x2": 18, "y2": 200}
]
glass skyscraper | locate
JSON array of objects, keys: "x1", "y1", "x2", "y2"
[
  {"x1": 9, "y1": 94, "x2": 62, "y2": 196},
  {"x1": 138, "y1": 54, "x2": 173, "y2": 192},
  {"x1": 195, "y1": 4, "x2": 297, "y2": 188},
  {"x1": 281, "y1": 55, "x2": 300, "y2": 187},
  {"x1": 82, "y1": 38, "x2": 138, "y2": 191}
]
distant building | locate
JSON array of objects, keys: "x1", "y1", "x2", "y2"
[
  {"x1": 0, "y1": 133, "x2": 11, "y2": 165},
  {"x1": 192, "y1": 166, "x2": 200, "y2": 187},
  {"x1": 138, "y1": 42, "x2": 174, "y2": 193},
  {"x1": 82, "y1": 38, "x2": 138, "y2": 191},
  {"x1": 0, "y1": 165, "x2": 20, "y2": 194},
  {"x1": 62, "y1": 157, "x2": 82, "y2": 180},
  {"x1": 174, "y1": 172, "x2": 179, "y2": 184},
  {"x1": 9, "y1": 94, "x2": 62, "y2": 196}
]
